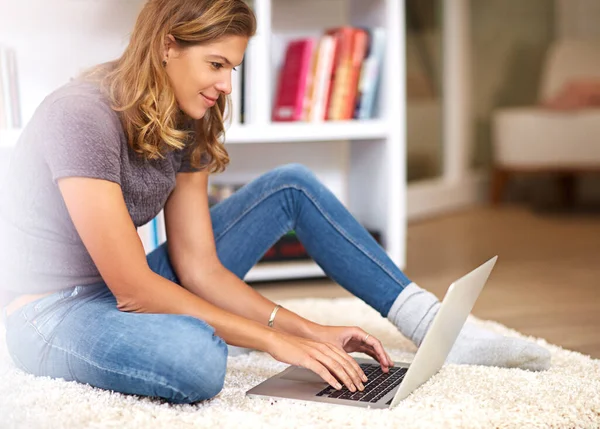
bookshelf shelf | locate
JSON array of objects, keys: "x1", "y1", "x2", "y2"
[
  {"x1": 0, "y1": 121, "x2": 390, "y2": 148},
  {"x1": 245, "y1": 260, "x2": 324, "y2": 282},
  {"x1": 225, "y1": 120, "x2": 388, "y2": 144}
]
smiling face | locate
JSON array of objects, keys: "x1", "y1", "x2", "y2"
[{"x1": 163, "y1": 35, "x2": 248, "y2": 120}]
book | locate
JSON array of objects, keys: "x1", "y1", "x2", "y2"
[
  {"x1": 307, "y1": 35, "x2": 336, "y2": 122},
  {"x1": 356, "y1": 28, "x2": 385, "y2": 120},
  {"x1": 302, "y1": 39, "x2": 321, "y2": 121},
  {"x1": 138, "y1": 222, "x2": 154, "y2": 254},
  {"x1": 227, "y1": 60, "x2": 243, "y2": 126},
  {"x1": 6, "y1": 48, "x2": 21, "y2": 128},
  {"x1": 341, "y1": 28, "x2": 369, "y2": 119},
  {"x1": 272, "y1": 38, "x2": 315, "y2": 122},
  {"x1": 156, "y1": 210, "x2": 167, "y2": 246},
  {"x1": 0, "y1": 46, "x2": 12, "y2": 129},
  {"x1": 151, "y1": 217, "x2": 159, "y2": 249},
  {"x1": 0, "y1": 46, "x2": 21, "y2": 129},
  {"x1": 326, "y1": 27, "x2": 357, "y2": 120},
  {"x1": 323, "y1": 28, "x2": 345, "y2": 120},
  {"x1": 0, "y1": 59, "x2": 6, "y2": 129}
]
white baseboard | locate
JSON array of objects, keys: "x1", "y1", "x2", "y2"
[{"x1": 407, "y1": 170, "x2": 490, "y2": 221}]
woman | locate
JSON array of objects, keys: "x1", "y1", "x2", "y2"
[{"x1": 0, "y1": 0, "x2": 550, "y2": 405}]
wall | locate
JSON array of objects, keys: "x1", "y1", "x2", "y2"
[
  {"x1": 554, "y1": 0, "x2": 600, "y2": 204},
  {"x1": 470, "y1": 0, "x2": 555, "y2": 168},
  {"x1": 475, "y1": 0, "x2": 600, "y2": 206},
  {"x1": 0, "y1": 0, "x2": 143, "y2": 124},
  {"x1": 556, "y1": 0, "x2": 600, "y2": 40}
]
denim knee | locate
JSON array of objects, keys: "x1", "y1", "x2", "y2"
[
  {"x1": 161, "y1": 316, "x2": 228, "y2": 404},
  {"x1": 271, "y1": 163, "x2": 321, "y2": 191}
]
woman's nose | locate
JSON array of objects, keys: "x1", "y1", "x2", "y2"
[{"x1": 215, "y1": 74, "x2": 232, "y2": 95}]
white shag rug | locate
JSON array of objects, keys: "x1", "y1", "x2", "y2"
[{"x1": 1, "y1": 297, "x2": 599, "y2": 429}]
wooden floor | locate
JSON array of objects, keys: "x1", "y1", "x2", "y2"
[{"x1": 254, "y1": 205, "x2": 600, "y2": 359}]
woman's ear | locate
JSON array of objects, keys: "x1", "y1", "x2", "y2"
[{"x1": 163, "y1": 34, "x2": 178, "y2": 62}]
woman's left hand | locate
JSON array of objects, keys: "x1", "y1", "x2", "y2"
[{"x1": 309, "y1": 325, "x2": 394, "y2": 372}]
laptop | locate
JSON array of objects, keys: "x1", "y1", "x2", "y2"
[{"x1": 246, "y1": 256, "x2": 498, "y2": 409}]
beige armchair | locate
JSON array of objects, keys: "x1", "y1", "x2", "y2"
[{"x1": 491, "y1": 40, "x2": 600, "y2": 205}]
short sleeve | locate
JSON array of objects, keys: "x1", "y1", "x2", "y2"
[{"x1": 42, "y1": 96, "x2": 123, "y2": 185}]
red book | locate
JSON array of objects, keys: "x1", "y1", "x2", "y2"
[{"x1": 272, "y1": 39, "x2": 315, "y2": 122}]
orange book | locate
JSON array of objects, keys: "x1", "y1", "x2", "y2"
[
  {"x1": 326, "y1": 27, "x2": 369, "y2": 120},
  {"x1": 341, "y1": 29, "x2": 369, "y2": 120},
  {"x1": 302, "y1": 38, "x2": 321, "y2": 121},
  {"x1": 324, "y1": 27, "x2": 355, "y2": 120}
]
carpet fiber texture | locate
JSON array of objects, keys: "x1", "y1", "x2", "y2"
[{"x1": 1, "y1": 297, "x2": 599, "y2": 429}]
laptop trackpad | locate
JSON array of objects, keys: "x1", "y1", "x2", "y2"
[{"x1": 280, "y1": 367, "x2": 327, "y2": 384}]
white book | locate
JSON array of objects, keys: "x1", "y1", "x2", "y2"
[
  {"x1": 5, "y1": 48, "x2": 21, "y2": 128},
  {"x1": 138, "y1": 222, "x2": 154, "y2": 255},
  {"x1": 0, "y1": 67, "x2": 6, "y2": 129},
  {"x1": 0, "y1": 46, "x2": 11, "y2": 129},
  {"x1": 309, "y1": 35, "x2": 335, "y2": 123},
  {"x1": 156, "y1": 209, "x2": 167, "y2": 246}
]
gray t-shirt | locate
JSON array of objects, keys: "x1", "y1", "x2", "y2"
[{"x1": 0, "y1": 79, "x2": 204, "y2": 306}]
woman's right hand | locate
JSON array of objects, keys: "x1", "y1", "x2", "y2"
[{"x1": 265, "y1": 331, "x2": 368, "y2": 392}]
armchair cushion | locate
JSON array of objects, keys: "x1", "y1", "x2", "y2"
[{"x1": 494, "y1": 107, "x2": 600, "y2": 168}]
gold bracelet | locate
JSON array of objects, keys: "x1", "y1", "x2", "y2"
[{"x1": 268, "y1": 304, "x2": 282, "y2": 328}]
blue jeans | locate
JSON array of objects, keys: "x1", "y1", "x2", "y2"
[{"x1": 2, "y1": 164, "x2": 411, "y2": 404}]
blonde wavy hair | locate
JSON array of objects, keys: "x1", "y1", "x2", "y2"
[{"x1": 83, "y1": 0, "x2": 256, "y2": 173}]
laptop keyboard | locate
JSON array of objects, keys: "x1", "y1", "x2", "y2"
[{"x1": 315, "y1": 364, "x2": 407, "y2": 403}]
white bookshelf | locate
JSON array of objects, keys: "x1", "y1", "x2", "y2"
[
  {"x1": 0, "y1": 0, "x2": 406, "y2": 283},
  {"x1": 245, "y1": 260, "x2": 324, "y2": 282}
]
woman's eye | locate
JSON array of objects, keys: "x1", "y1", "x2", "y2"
[{"x1": 211, "y1": 62, "x2": 223, "y2": 70}]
